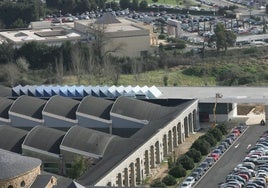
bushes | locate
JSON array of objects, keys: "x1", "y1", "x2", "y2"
[
  {"x1": 200, "y1": 133, "x2": 217, "y2": 147},
  {"x1": 185, "y1": 148, "x2": 202, "y2": 163},
  {"x1": 208, "y1": 128, "x2": 223, "y2": 142},
  {"x1": 162, "y1": 175, "x2": 177, "y2": 186},
  {"x1": 169, "y1": 164, "x2": 186, "y2": 178},
  {"x1": 177, "y1": 155, "x2": 195, "y2": 170},
  {"x1": 150, "y1": 179, "x2": 166, "y2": 187},
  {"x1": 191, "y1": 139, "x2": 211, "y2": 155},
  {"x1": 216, "y1": 124, "x2": 228, "y2": 135}
]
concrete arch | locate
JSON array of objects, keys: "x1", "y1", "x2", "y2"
[
  {"x1": 193, "y1": 109, "x2": 199, "y2": 131},
  {"x1": 184, "y1": 116, "x2": 189, "y2": 137},
  {"x1": 144, "y1": 150, "x2": 150, "y2": 175},
  {"x1": 177, "y1": 122, "x2": 184, "y2": 144},
  {"x1": 135, "y1": 158, "x2": 142, "y2": 185},
  {"x1": 129, "y1": 162, "x2": 136, "y2": 187},
  {"x1": 168, "y1": 130, "x2": 173, "y2": 154},
  {"x1": 172, "y1": 126, "x2": 178, "y2": 148},
  {"x1": 150, "y1": 145, "x2": 155, "y2": 169},
  {"x1": 116, "y1": 173, "x2": 123, "y2": 187},
  {"x1": 155, "y1": 141, "x2": 161, "y2": 164},
  {"x1": 188, "y1": 113, "x2": 193, "y2": 133},
  {"x1": 162, "y1": 134, "x2": 168, "y2": 157}
]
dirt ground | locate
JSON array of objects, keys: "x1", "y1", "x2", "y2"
[{"x1": 148, "y1": 132, "x2": 205, "y2": 184}]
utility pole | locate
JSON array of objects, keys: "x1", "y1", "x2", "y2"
[{"x1": 212, "y1": 93, "x2": 223, "y2": 128}]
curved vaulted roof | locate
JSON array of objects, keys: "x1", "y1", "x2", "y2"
[
  {"x1": 61, "y1": 126, "x2": 116, "y2": 157},
  {"x1": 0, "y1": 149, "x2": 41, "y2": 180},
  {"x1": 23, "y1": 126, "x2": 65, "y2": 154},
  {"x1": 9, "y1": 95, "x2": 46, "y2": 119},
  {"x1": 0, "y1": 86, "x2": 12, "y2": 97},
  {"x1": 78, "y1": 99, "x2": 197, "y2": 185},
  {"x1": 0, "y1": 97, "x2": 13, "y2": 119},
  {"x1": 43, "y1": 95, "x2": 80, "y2": 120},
  {"x1": 0, "y1": 125, "x2": 28, "y2": 153},
  {"x1": 77, "y1": 96, "x2": 113, "y2": 120},
  {"x1": 111, "y1": 96, "x2": 175, "y2": 122}
]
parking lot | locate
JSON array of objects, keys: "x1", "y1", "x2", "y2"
[{"x1": 194, "y1": 124, "x2": 268, "y2": 188}]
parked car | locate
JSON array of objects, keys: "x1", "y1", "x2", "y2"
[
  {"x1": 204, "y1": 157, "x2": 216, "y2": 167},
  {"x1": 255, "y1": 156, "x2": 268, "y2": 164},
  {"x1": 210, "y1": 153, "x2": 220, "y2": 161},
  {"x1": 183, "y1": 176, "x2": 195, "y2": 187},
  {"x1": 198, "y1": 162, "x2": 210, "y2": 172}
]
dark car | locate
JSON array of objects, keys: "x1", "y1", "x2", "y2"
[
  {"x1": 198, "y1": 162, "x2": 210, "y2": 171},
  {"x1": 204, "y1": 157, "x2": 216, "y2": 167}
]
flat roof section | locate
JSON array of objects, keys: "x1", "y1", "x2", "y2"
[{"x1": 158, "y1": 86, "x2": 268, "y2": 104}]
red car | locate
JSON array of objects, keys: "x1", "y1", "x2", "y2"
[
  {"x1": 209, "y1": 153, "x2": 220, "y2": 161},
  {"x1": 232, "y1": 129, "x2": 241, "y2": 136}
]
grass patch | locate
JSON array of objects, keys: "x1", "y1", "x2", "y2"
[{"x1": 62, "y1": 69, "x2": 216, "y2": 86}]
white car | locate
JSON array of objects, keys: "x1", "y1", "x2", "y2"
[
  {"x1": 183, "y1": 176, "x2": 195, "y2": 186},
  {"x1": 180, "y1": 182, "x2": 191, "y2": 188}
]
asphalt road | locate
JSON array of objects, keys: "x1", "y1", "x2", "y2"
[{"x1": 195, "y1": 124, "x2": 268, "y2": 188}]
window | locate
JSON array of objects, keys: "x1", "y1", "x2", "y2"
[
  {"x1": 20, "y1": 181, "x2": 25, "y2": 187},
  {"x1": 8, "y1": 185, "x2": 14, "y2": 188}
]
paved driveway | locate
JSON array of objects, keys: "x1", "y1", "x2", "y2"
[{"x1": 195, "y1": 124, "x2": 268, "y2": 188}]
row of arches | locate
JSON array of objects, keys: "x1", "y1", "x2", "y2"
[{"x1": 106, "y1": 109, "x2": 198, "y2": 187}]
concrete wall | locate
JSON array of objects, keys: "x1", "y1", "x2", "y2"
[
  {"x1": 0, "y1": 118, "x2": 10, "y2": 125},
  {"x1": 110, "y1": 115, "x2": 146, "y2": 128},
  {"x1": 43, "y1": 115, "x2": 77, "y2": 128},
  {"x1": 9, "y1": 114, "x2": 42, "y2": 128},
  {"x1": 106, "y1": 35, "x2": 151, "y2": 57},
  {"x1": 76, "y1": 114, "x2": 111, "y2": 128}
]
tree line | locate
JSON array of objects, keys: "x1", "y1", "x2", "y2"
[{"x1": 150, "y1": 124, "x2": 228, "y2": 187}]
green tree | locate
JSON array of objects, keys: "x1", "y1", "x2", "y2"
[
  {"x1": 200, "y1": 133, "x2": 217, "y2": 147},
  {"x1": 150, "y1": 179, "x2": 166, "y2": 187},
  {"x1": 185, "y1": 148, "x2": 202, "y2": 163},
  {"x1": 211, "y1": 23, "x2": 236, "y2": 53},
  {"x1": 10, "y1": 18, "x2": 27, "y2": 29},
  {"x1": 191, "y1": 139, "x2": 211, "y2": 155},
  {"x1": 139, "y1": 0, "x2": 148, "y2": 9},
  {"x1": 162, "y1": 175, "x2": 177, "y2": 186},
  {"x1": 169, "y1": 164, "x2": 186, "y2": 178},
  {"x1": 0, "y1": 41, "x2": 14, "y2": 64},
  {"x1": 177, "y1": 155, "x2": 195, "y2": 170},
  {"x1": 152, "y1": 0, "x2": 158, "y2": 3},
  {"x1": 216, "y1": 124, "x2": 228, "y2": 135},
  {"x1": 67, "y1": 156, "x2": 88, "y2": 179},
  {"x1": 120, "y1": 0, "x2": 131, "y2": 9},
  {"x1": 208, "y1": 128, "x2": 223, "y2": 141},
  {"x1": 132, "y1": 0, "x2": 139, "y2": 10}
]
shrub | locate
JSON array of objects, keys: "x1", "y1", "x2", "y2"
[
  {"x1": 185, "y1": 148, "x2": 202, "y2": 163},
  {"x1": 177, "y1": 155, "x2": 195, "y2": 170},
  {"x1": 191, "y1": 139, "x2": 211, "y2": 155},
  {"x1": 168, "y1": 157, "x2": 175, "y2": 169},
  {"x1": 216, "y1": 124, "x2": 228, "y2": 135},
  {"x1": 208, "y1": 128, "x2": 223, "y2": 141},
  {"x1": 169, "y1": 164, "x2": 186, "y2": 178},
  {"x1": 162, "y1": 175, "x2": 177, "y2": 186},
  {"x1": 150, "y1": 179, "x2": 166, "y2": 187},
  {"x1": 200, "y1": 133, "x2": 217, "y2": 147}
]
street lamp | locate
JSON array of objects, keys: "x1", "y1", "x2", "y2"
[{"x1": 212, "y1": 93, "x2": 223, "y2": 128}]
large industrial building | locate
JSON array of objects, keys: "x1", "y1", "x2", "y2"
[
  {"x1": 2, "y1": 85, "x2": 268, "y2": 187},
  {"x1": 0, "y1": 85, "x2": 199, "y2": 187}
]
